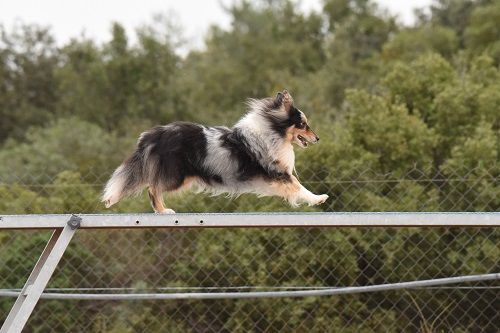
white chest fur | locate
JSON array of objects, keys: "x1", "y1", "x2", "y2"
[{"x1": 277, "y1": 143, "x2": 295, "y2": 174}]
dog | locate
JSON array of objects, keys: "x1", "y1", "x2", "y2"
[{"x1": 102, "y1": 90, "x2": 329, "y2": 213}]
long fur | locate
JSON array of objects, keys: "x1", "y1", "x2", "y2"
[{"x1": 102, "y1": 90, "x2": 328, "y2": 212}]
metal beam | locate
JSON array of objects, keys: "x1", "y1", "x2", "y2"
[
  {"x1": 0, "y1": 273, "x2": 498, "y2": 301},
  {"x1": 0, "y1": 212, "x2": 499, "y2": 229},
  {"x1": 0, "y1": 222, "x2": 77, "y2": 333}
]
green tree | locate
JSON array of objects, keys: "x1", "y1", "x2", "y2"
[
  {"x1": 382, "y1": 26, "x2": 458, "y2": 61},
  {"x1": 422, "y1": 0, "x2": 493, "y2": 47},
  {"x1": 0, "y1": 117, "x2": 129, "y2": 184},
  {"x1": 465, "y1": 1, "x2": 500, "y2": 62},
  {"x1": 174, "y1": 0, "x2": 326, "y2": 125},
  {"x1": 318, "y1": 0, "x2": 396, "y2": 107},
  {"x1": 55, "y1": 22, "x2": 179, "y2": 133},
  {"x1": 0, "y1": 24, "x2": 59, "y2": 142}
]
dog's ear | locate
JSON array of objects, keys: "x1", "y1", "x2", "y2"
[{"x1": 275, "y1": 90, "x2": 293, "y2": 112}]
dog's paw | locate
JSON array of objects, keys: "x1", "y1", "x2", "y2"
[
  {"x1": 156, "y1": 208, "x2": 176, "y2": 214},
  {"x1": 308, "y1": 194, "x2": 329, "y2": 206},
  {"x1": 104, "y1": 199, "x2": 114, "y2": 208}
]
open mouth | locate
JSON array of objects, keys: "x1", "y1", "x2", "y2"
[{"x1": 297, "y1": 135, "x2": 308, "y2": 147}]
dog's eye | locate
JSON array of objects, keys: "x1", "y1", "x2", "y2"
[{"x1": 299, "y1": 122, "x2": 306, "y2": 128}]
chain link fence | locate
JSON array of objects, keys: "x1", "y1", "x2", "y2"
[
  {"x1": 0, "y1": 165, "x2": 498, "y2": 214},
  {"x1": 1, "y1": 166, "x2": 499, "y2": 332}
]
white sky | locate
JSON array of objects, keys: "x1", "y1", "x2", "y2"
[{"x1": 0, "y1": 0, "x2": 432, "y2": 51}]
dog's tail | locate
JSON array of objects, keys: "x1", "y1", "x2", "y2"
[{"x1": 102, "y1": 149, "x2": 148, "y2": 208}]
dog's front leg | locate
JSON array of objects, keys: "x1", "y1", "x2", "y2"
[
  {"x1": 270, "y1": 176, "x2": 329, "y2": 206},
  {"x1": 294, "y1": 177, "x2": 329, "y2": 206}
]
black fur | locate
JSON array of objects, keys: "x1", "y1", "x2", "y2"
[
  {"x1": 260, "y1": 101, "x2": 305, "y2": 137},
  {"x1": 138, "y1": 122, "x2": 223, "y2": 190}
]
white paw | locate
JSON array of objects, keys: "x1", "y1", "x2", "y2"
[
  {"x1": 103, "y1": 198, "x2": 116, "y2": 208},
  {"x1": 156, "y1": 208, "x2": 176, "y2": 214},
  {"x1": 308, "y1": 194, "x2": 329, "y2": 206}
]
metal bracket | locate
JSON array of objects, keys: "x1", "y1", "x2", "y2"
[
  {"x1": 0, "y1": 222, "x2": 78, "y2": 333},
  {"x1": 67, "y1": 214, "x2": 81, "y2": 230}
]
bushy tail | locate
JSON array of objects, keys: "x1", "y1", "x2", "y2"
[{"x1": 102, "y1": 151, "x2": 146, "y2": 208}]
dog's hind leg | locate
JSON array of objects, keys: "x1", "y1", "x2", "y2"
[{"x1": 148, "y1": 187, "x2": 175, "y2": 214}]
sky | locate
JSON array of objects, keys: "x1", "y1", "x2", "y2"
[{"x1": 0, "y1": 0, "x2": 432, "y2": 51}]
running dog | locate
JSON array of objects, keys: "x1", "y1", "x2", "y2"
[{"x1": 102, "y1": 90, "x2": 329, "y2": 213}]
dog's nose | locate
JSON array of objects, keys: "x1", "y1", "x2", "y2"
[{"x1": 315, "y1": 136, "x2": 320, "y2": 142}]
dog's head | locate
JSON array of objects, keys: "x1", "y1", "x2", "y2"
[{"x1": 271, "y1": 90, "x2": 319, "y2": 148}]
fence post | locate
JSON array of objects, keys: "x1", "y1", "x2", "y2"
[{"x1": 0, "y1": 215, "x2": 80, "y2": 333}]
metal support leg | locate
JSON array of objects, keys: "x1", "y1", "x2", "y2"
[{"x1": 0, "y1": 216, "x2": 79, "y2": 333}]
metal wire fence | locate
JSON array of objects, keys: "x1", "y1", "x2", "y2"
[
  {"x1": 0, "y1": 165, "x2": 498, "y2": 213},
  {"x1": 0, "y1": 166, "x2": 499, "y2": 332},
  {"x1": 1, "y1": 226, "x2": 499, "y2": 332}
]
